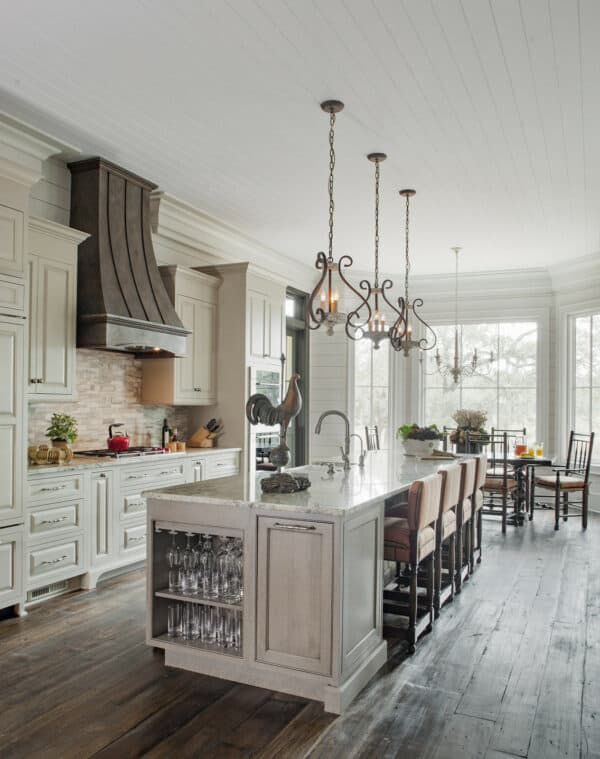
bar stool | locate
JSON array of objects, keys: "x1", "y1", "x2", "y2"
[
  {"x1": 470, "y1": 453, "x2": 487, "y2": 569},
  {"x1": 456, "y1": 458, "x2": 476, "y2": 593},
  {"x1": 383, "y1": 473, "x2": 442, "y2": 653},
  {"x1": 434, "y1": 464, "x2": 461, "y2": 617}
]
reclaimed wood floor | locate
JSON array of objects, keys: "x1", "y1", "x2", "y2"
[{"x1": 0, "y1": 509, "x2": 598, "y2": 759}]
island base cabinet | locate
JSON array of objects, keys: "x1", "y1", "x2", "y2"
[
  {"x1": 256, "y1": 516, "x2": 333, "y2": 676},
  {"x1": 0, "y1": 525, "x2": 23, "y2": 611}
]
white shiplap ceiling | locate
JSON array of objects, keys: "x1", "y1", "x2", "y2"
[{"x1": 1, "y1": 0, "x2": 598, "y2": 275}]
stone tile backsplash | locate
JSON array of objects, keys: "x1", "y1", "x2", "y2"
[{"x1": 28, "y1": 349, "x2": 192, "y2": 449}]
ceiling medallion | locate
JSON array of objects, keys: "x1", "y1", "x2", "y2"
[
  {"x1": 346, "y1": 152, "x2": 405, "y2": 349},
  {"x1": 306, "y1": 100, "x2": 365, "y2": 336},
  {"x1": 389, "y1": 189, "x2": 436, "y2": 356}
]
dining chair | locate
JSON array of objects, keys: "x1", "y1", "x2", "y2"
[
  {"x1": 383, "y1": 473, "x2": 442, "y2": 652},
  {"x1": 365, "y1": 425, "x2": 380, "y2": 451},
  {"x1": 481, "y1": 432, "x2": 519, "y2": 534},
  {"x1": 434, "y1": 464, "x2": 461, "y2": 617},
  {"x1": 456, "y1": 458, "x2": 476, "y2": 592},
  {"x1": 529, "y1": 431, "x2": 594, "y2": 530}
]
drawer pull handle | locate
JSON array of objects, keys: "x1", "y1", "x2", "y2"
[
  {"x1": 127, "y1": 473, "x2": 150, "y2": 480},
  {"x1": 273, "y1": 523, "x2": 317, "y2": 531},
  {"x1": 40, "y1": 484, "x2": 68, "y2": 492},
  {"x1": 40, "y1": 554, "x2": 68, "y2": 566},
  {"x1": 128, "y1": 534, "x2": 146, "y2": 543},
  {"x1": 40, "y1": 515, "x2": 69, "y2": 525}
]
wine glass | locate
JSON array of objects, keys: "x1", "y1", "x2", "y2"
[
  {"x1": 181, "y1": 532, "x2": 198, "y2": 593},
  {"x1": 198, "y1": 534, "x2": 216, "y2": 599},
  {"x1": 166, "y1": 531, "x2": 183, "y2": 592}
]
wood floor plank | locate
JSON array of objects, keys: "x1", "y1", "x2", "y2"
[{"x1": 255, "y1": 701, "x2": 336, "y2": 759}]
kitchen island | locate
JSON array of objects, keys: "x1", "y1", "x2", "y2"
[{"x1": 144, "y1": 457, "x2": 443, "y2": 714}]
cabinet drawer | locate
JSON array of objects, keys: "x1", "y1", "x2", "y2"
[
  {"x1": 26, "y1": 534, "x2": 85, "y2": 588},
  {"x1": 119, "y1": 521, "x2": 147, "y2": 556},
  {"x1": 28, "y1": 473, "x2": 84, "y2": 505},
  {"x1": 0, "y1": 276, "x2": 25, "y2": 316},
  {"x1": 27, "y1": 500, "x2": 83, "y2": 542},
  {"x1": 204, "y1": 453, "x2": 239, "y2": 480},
  {"x1": 119, "y1": 492, "x2": 147, "y2": 520},
  {"x1": 119, "y1": 460, "x2": 186, "y2": 488}
]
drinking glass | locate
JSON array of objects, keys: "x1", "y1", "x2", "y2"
[
  {"x1": 536, "y1": 441, "x2": 544, "y2": 457},
  {"x1": 181, "y1": 532, "x2": 198, "y2": 593},
  {"x1": 167, "y1": 603, "x2": 182, "y2": 637},
  {"x1": 181, "y1": 602, "x2": 195, "y2": 640}
]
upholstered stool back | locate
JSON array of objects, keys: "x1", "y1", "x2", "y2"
[
  {"x1": 459, "y1": 458, "x2": 477, "y2": 509},
  {"x1": 438, "y1": 464, "x2": 461, "y2": 515},
  {"x1": 409, "y1": 473, "x2": 442, "y2": 531},
  {"x1": 473, "y1": 453, "x2": 487, "y2": 510}
]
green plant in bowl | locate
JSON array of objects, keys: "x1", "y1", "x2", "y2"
[{"x1": 46, "y1": 413, "x2": 78, "y2": 445}]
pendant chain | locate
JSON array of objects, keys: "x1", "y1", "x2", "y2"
[
  {"x1": 327, "y1": 111, "x2": 336, "y2": 262},
  {"x1": 374, "y1": 159, "x2": 380, "y2": 286},
  {"x1": 404, "y1": 193, "x2": 410, "y2": 305}
]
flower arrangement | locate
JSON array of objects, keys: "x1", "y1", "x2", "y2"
[
  {"x1": 397, "y1": 423, "x2": 442, "y2": 442},
  {"x1": 45, "y1": 413, "x2": 78, "y2": 444},
  {"x1": 449, "y1": 408, "x2": 488, "y2": 445}
]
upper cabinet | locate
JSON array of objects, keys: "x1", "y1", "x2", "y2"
[
  {"x1": 141, "y1": 266, "x2": 219, "y2": 406},
  {"x1": 27, "y1": 217, "x2": 88, "y2": 401},
  {"x1": 248, "y1": 276, "x2": 285, "y2": 364}
]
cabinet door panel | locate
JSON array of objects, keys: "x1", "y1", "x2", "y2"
[
  {"x1": 0, "y1": 320, "x2": 23, "y2": 525},
  {"x1": 0, "y1": 205, "x2": 24, "y2": 277},
  {"x1": 268, "y1": 297, "x2": 283, "y2": 360},
  {"x1": 175, "y1": 295, "x2": 197, "y2": 401},
  {"x1": 37, "y1": 258, "x2": 74, "y2": 395},
  {"x1": 0, "y1": 527, "x2": 22, "y2": 609},
  {"x1": 249, "y1": 290, "x2": 266, "y2": 359},
  {"x1": 91, "y1": 472, "x2": 112, "y2": 566},
  {"x1": 256, "y1": 517, "x2": 333, "y2": 675},
  {"x1": 194, "y1": 299, "x2": 216, "y2": 402}
]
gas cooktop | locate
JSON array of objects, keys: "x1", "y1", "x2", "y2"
[{"x1": 74, "y1": 447, "x2": 167, "y2": 459}]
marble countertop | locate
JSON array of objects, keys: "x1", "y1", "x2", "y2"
[
  {"x1": 27, "y1": 447, "x2": 242, "y2": 476},
  {"x1": 144, "y1": 455, "x2": 453, "y2": 517}
]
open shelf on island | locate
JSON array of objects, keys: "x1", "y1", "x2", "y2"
[
  {"x1": 155, "y1": 589, "x2": 243, "y2": 611},
  {"x1": 152, "y1": 633, "x2": 243, "y2": 658}
]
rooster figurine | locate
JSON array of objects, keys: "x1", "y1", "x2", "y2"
[
  {"x1": 246, "y1": 373, "x2": 302, "y2": 441},
  {"x1": 246, "y1": 373, "x2": 309, "y2": 492}
]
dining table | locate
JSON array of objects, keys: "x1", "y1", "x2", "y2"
[{"x1": 487, "y1": 453, "x2": 554, "y2": 524}]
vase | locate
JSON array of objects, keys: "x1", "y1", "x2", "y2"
[{"x1": 51, "y1": 439, "x2": 72, "y2": 453}]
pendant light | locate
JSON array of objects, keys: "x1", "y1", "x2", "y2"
[
  {"x1": 346, "y1": 152, "x2": 406, "y2": 349},
  {"x1": 390, "y1": 189, "x2": 436, "y2": 356},
  {"x1": 306, "y1": 100, "x2": 364, "y2": 336},
  {"x1": 433, "y1": 246, "x2": 495, "y2": 383}
]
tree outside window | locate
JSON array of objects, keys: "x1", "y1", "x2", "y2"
[
  {"x1": 422, "y1": 321, "x2": 538, "y2": 438},
  {"x1": 354, "y1": 339, "x2": 390, "y2": 451}
]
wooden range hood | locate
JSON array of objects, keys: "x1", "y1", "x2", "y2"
[{"x1": 68, "y1": 157, "x2": 190, "y2": 357}]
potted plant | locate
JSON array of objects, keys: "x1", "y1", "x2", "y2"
[
  {"x1": 46, "y1": 413, "x2": 78, "y2": 452},
  {"x1": 449, "y1": 409, "x2": 488, "y2": 453},
  {"x1": 397, "y1": 423, "x2": 443, "y2": 457}
]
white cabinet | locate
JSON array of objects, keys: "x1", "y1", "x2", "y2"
[
  {"x1": 142, "y1": 266, "x2": 219, "y2": 406},
  {"x1": 0, "y1": 525, "x2": 23, "y2": 610},
  {"x1": 256, "y1": 516, "x2": 334, "y2": 676},
  {"x1": 0, "y1": 317, "x2": 24, "y2": 527},
  {"x1": 248, "y1": 287, "x2": 284, "y2": 362},
  {"x1": 27, "y1": 218, "x2": 87, "y2": 400}
]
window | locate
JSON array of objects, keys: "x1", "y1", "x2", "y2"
[
  {"x1": 285, "y1": 289, "x2": 309, "y2": 466},
  {"x1": 572, "y1": 312, "x2": 599, "y2": 462},
  {"x1": 354, "y1": 339, "x2": 390, "y2": 450},
  {"x1": 422, "y1": 321, "x2": 538, "y2": 437}
]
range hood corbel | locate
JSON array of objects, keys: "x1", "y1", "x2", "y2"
[{"x1": 68, "y1": 157, "x2": 190, "y2": 357}]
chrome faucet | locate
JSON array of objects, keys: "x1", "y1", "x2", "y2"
[
  {"x1": 315, "y1": 410, "x2": 351, "y2": 470},
  {"x1": 350, "y1": 433, "x2": 366, "y2": 468}
]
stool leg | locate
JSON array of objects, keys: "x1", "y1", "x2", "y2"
[
  {"x1": 583, "y1": 485, "x2": 588, "y2": 530},
  {"x1": 469, "y1": 515, "x2": 475, "y2": 572},
  {"x1": 501, "y1": 489, "x2": 507, "y2": 534},
  {"x1": 477, "y1": 510, "x2": 482, "y2": 564},
  {"x1": 554, "y1": 486, "x2": 560, "y2": 530},
  {"x1": 434, "y1": 541, "x2": 441, "y2": 618},
  {"x1": 529, "y1": 474, "x2": 535, "y2": 520},
  {"x1": 563, "y1": 491, "x2": 568, "y2": 522},
  {"x1": 425, "y1": 552, "x2": 434, "y2": 633},
  {"x1": 455, "y1": 521, "x2": 463, "y2": 594},
  {"x1": 408, "y1": 561, "x2": 418, "y2": 654},
  {"x1": 449, "y1": 532, "x2": 456, "y2": 599}
]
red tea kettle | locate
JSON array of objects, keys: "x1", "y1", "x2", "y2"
[{"x1": 107, "y1": 423, "x2": 130, "y2": 451}]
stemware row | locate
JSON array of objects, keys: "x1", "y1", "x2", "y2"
[{"x1": 167, "y1": 601, "x2": 242, "y2": 650}]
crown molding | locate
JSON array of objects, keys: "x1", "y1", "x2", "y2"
[
  {"x1": 150, "y1": 191, "x2": 314, "y2": 291},
  {"x1": 548, "y1": 252, "x2": 600, "y2": 293},
  {"x1": 0, "y1": 112, "x2": 80, "y2": 187},
  {"x1": 28, "y1": 215, "x2": 89, "y2": 245}
]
